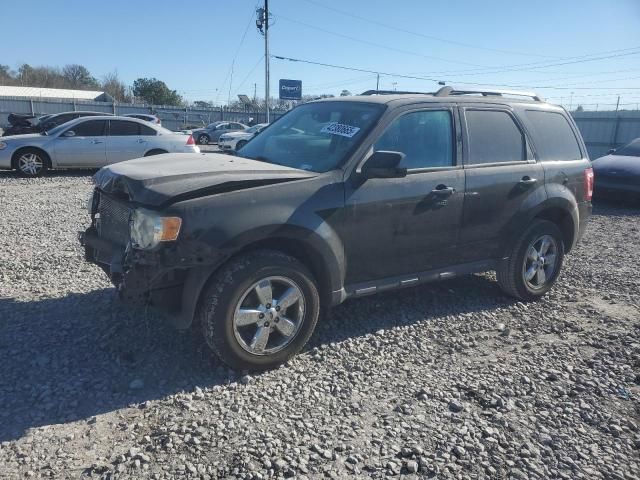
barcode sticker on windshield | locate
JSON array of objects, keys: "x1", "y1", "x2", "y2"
[{"x1": 321, "y1": 122, "x2": 361, "y2": 138}]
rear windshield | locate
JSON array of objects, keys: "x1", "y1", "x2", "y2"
[
  {"x1": 525, "y1": 110, "x2": 582, "y2": 161},
  {"x1": 238, "y1": 101, "x2": 385, "y2": 172},
  {"x1": 614, "y1": 139, "x2": 640, "y2": 157}
]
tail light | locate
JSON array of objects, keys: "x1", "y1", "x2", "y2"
[
  {"x1": 186, "y1": 134, "x2": 195, "y2": 146},
  {"x1": 584, "y1": 167, "x2": 594, "y2": 201}
]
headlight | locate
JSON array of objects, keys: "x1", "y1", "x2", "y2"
[
  {"x1": 0, "y1": 142, "x2": 7, "y2": 150},
  {"x1": 130, "y1": 208, "x2": 182, "y2": 250}
]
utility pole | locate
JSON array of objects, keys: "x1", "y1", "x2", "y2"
[
  {"x1": 227, "y1": 60, "x2": 235, "y2": 107},
  {"x1": 615, "y1": 95, "x2": 620, "y2": 112},
  {"x1": 256, "y1": 2, "x2": 270, "y2": 122},
  {"x1": 264, "y1": 0, "x2": 270, "y2": 123},
  {"x1": 569, "y1": 91, "x2": 574, "y2": 111},
  {"x1": 376, "y1": 73, "x2": 380, "y2": 92},
  {"x1": 392, "y1": 82, "x2": 397, "y2": 91},
  {"x1": 253, "y1": 83, "x2": 257, "y2": 102}
]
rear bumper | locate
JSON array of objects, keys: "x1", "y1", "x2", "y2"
[{"x1": 576, "y1": 201, "x2": 592, "y2": 246}]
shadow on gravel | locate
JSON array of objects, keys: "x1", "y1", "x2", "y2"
[
  {"x1": 0, "y1": 169, "x2": 96, "y2": 179},
  {"x1": 592, "y1": 198, "x2": 640, "y2": 216},
  {"x1": 0, "y1": 274, "x2": 513, "y2": 442},
  {"x1": 0, "y1": 289, "x2": 223, "y2": 442}
]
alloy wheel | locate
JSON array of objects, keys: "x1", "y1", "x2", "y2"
[
  {"x1": 522, "y1": 234, "x2": 559, "y2": 290},
  {"x1": 18, "y1": 153, "x2": 43, "y2": 176},
  {"x1": 232, "y1": 276, "x2": 306, "y2": 355}
]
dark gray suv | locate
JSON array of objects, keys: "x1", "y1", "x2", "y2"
[{"x1": 80, "y1": 87, "x2": 593, "y2": 370}]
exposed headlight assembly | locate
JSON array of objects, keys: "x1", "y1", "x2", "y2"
[
  {"x1": 130, "y1": 208, "x2": 182, "y2": 250},
  {"x1": 0, "y1": 142, "x2": 7, "y2": 150}
]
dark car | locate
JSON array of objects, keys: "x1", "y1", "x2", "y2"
[
  {"x1": 592, "y1": 138, "x2": 640, "y2": 202},
  {"x1": 2, "y1": 111, "x2": 112, "y2": 136},
  {"x1": 80, "y1": 87, "x2": 593, "y2": 370}
]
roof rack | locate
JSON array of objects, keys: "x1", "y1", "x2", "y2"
[
  {"x1": 360, "y1": 89, "x2": 430, "y2": 96},
  {"x1": 359, "y1": 87, "x2": 543, "y2": 102},
  {"x1": 434, "y1": 86, "x2": 543, "y2": 102}
]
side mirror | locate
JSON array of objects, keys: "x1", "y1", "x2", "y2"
[
  {"x1": 607, "y1": 148, "x2": 616, "y2": 154},
  {"x1": 360, "y1": 151, "x2": 407, "y2": 179},
  {"x1": 62, "y1": 130, "x2": 76, "y2": 137}
]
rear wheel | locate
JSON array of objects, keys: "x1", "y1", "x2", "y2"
[
  {"x1": 198, "y1": 134, "x2": 210, "y2": 145},
  {"x1": 14, "y1": 148, "x2": 49, "y2": 177},
  {"x1": 197, "y1": 250, "x2": 320, "y2": 370},
  {"x1": 497, "y1": 219, "x2": 565, "y2": 301}
]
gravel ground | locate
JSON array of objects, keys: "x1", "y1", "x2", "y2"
[{"x1": 0, "y1": 170, "x2": 638, "y2": 480}]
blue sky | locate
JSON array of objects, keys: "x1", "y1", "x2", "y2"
[{"x1": 3, "y1": 0, "x2": 640, "y2": 109}]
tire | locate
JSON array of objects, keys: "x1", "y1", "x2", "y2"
[
  {"x1": 197, "y1": 250, "x2": 321, "y2": 371},
  {"x1": 13, "y1": 148, "x2": 49, "y2": 177},
  {"x1": 198, "y1": 134, "x2": 210, "y2": 145},
  {"x1": 496, "y1": 219, "x2": 565, "y2": 301},
  {"x1": 144, "y1": 149, "x2": 168, "y2": 157},
  {"x1": 235, "y1": 140, "x2": 248, "y2": 151}
]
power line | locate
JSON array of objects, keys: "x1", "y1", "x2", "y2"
[
  {"x1": 275, "y1": 13, "x2": 487, "y2": 68},
  {"x1": 300, "y1": 0, "x2": 560, "y2": 59},
  {"x1": 233, "y1": 56, "x2": 264, "y2": 97},
  {"x1": 215, "y1": 8, "x2": 256, "y2": 104},
  {"x1": 272, "y1": 54, "x2": 640, "y2": 90}
]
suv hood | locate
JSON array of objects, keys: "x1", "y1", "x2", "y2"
[{"x1": 94, "y1": 153, "x2": 317, "y2": 207}]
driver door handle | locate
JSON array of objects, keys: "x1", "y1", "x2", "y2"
[
  {"x1": 137, "y1": 138, "x2": 147, "y2": 143},
  {"x1": 519, "y1": 176, "x2": 537, "y2": 185},
  {"x1": 91, "y1": 140, "x2": 103, "y2": 144},
  {"x1": 431, "y1": 185, "x2": 455, "y2": 197}
]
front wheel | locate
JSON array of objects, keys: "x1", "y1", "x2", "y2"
[
  {"x1": 198, "y1": 134, "x2": 210, "y2": 145},
  {"x1": 15, "y1": 148, "x2": 48, "y2": 177},
  {"x1": 197, "y1": 250, "x2": 320, "y2": 370},
  {"x1": 497, "y1": 219, "x2": 565, "y2": 301}
]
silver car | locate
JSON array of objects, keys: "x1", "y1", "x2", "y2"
[
  {"x1": 218, "y1": 123, "x2": 269, "y2": 152},
  {"x1": 192, "y1": 121, "x2": 248, "y2": 145},
  {"x1": 0, "y1": 116, "x2": 200, "y2": 176}
]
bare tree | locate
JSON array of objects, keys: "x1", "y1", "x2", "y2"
[{"x1": 101, "y1": 71, "x2": 130, "y2": 102}]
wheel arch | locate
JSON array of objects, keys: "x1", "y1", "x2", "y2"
[
  {"x1": 500, "y1": 196, "x2": 579, "y2": 258},
  {"x1": 175, "y1": 225, "x2": 344, "y2": 330},
  {"x1": 144, "y1": 148, "x2": 168, "y2": 156},
  {"x1": 11, "y1": 146, "x2": 52, "y2": 170}
]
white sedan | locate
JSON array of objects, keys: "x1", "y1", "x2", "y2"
[
  {"x1": 0, "y1": 116, "x2": 199, "y2": 176},
  {"x1": 218, "y1": 123, "x2": 269, "y2": 152}
]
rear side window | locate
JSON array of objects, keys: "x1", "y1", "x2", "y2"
[
  {"x1": 375, "y1": 110, "x2": 454, "y2": 169},
  {"x1": 71, "y1": 120, "x2": 106, "y2": 136},
  {"x1": 110, "y1": 120, "x2": 139, "y2": 136},
  {"x1": 139, "y1": 124, "x2": 157, "y2": 136},
  {"x1": 525, "y1": 111, "x2": 582, "y2": 161},
  {"x1": 465, "y1": 110, "x2": 526, "y2": 164}
]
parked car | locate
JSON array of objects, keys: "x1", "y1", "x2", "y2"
[
  {"x1": 192, "y1": 121, "x2": 248, "y2": 145},
  {"x1": 218, "y1": 123, "x2": 269, "y2": 152},
  {"x1": 0, "y1": 116, "x2": 199, "y2": 176},
  {"x1": 592, "y1": 138, "x2": 640, "y2": 202},
  {"x1": 123, "y1": 113, "x2": 162, "y2": 126},
  {"x1": 80, "y1": 87, "x2": 592, "y2": 370},
  {"x1": 2, "y1": 111, "x2": 113, "y2": 137}
]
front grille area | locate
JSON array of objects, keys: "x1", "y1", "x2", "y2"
[{"x1": 97, "y1": 193, "x2": 131, "y2": 246}]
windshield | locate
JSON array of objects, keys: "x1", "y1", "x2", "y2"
[
  {"x1": 614, "y1": 139, "x2": 640, "y2": 157},
  {"x1": 44, "y1": 121, "x2": 72, "y2": 136},
  {"x1": 238, "y1": 101, "x2": 384, "y2": 172}
]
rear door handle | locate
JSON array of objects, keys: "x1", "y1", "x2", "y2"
[
  {"x1": 431, "y1": 185, "x2": 455, "y2": 197},
  {"x1": 91, "y1": 140, "x2": 103, "y2": 144},
  {"x1": 519, "y1": 176, "x2": 537, "y2": 185},
  {"x1": 137, "y1": 138, "x2": 147, "y2": 143}
]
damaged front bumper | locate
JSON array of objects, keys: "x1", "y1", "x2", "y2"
[{"x1": 79, "y1": 226, "x2": 186, "y2": 310}]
